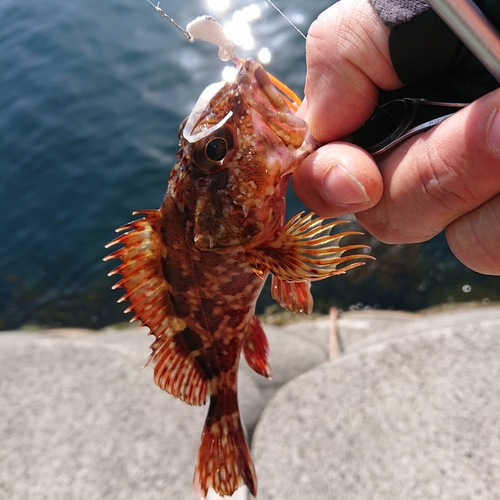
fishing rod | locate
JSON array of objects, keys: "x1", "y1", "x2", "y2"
[{"x1": 426, "y1": 0, "x2": 500, "y2": 83}]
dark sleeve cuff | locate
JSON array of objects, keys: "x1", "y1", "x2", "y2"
[
  {"x1": 389, "y1": 9, "x2": 470, "y2": 86},
  {"x1": 370, "y1": 0, "x2": 500, "y2": 102},
  {"x1": 369, "y1": 0, "x2": 430, "y2": 27}
]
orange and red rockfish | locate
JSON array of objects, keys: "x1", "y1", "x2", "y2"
[{"x1": 105, "y1": 58, "x2": 371, "y2": 498}]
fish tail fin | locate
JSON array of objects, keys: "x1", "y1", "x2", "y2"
[{"x1": 193, "y1": 394, "x2": 257, "y2": 499}]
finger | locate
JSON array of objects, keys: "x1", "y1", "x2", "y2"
[
  {"x1": 446, "y1": 194, "x2": 500, "y2": 275},
  {"x1": 292, "y1": 142, "x2": 383, "y2": 218},
  {"x1": 356, "y1": 88, "x2": 500, "y2": 245},
  {"x1": 301, "y1": 0, "x2": 402, "y2": 142}
]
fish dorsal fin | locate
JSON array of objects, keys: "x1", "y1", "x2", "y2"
[
  {"x1": 271, "y1": 276, "x2": 313, "y2": 315},
  {"x1": 243, "y1": 316, "x2": 272, "y2": 379},
  {"x1": 245, "y1": 211, "x2": 373, "y2": 282},
  {"x1": 104, "y1": 210, "x2": 208, "y2": 406}
]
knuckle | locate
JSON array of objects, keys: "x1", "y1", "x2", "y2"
[
  {"x1": 446, "y1": 197, "x2": 500, "y2": 275},
  {"x1": 419, "y1": 140, "x2": 483, "y2": 214},
  {"x1": 356, "y1": 211, "x2": 414, "y2": 244}
]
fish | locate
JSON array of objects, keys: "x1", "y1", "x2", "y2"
[{"x1": 104, "y1": 58, "x2": 371, "y2": 498}]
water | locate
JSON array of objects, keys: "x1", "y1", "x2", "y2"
[{"x1": 0, "y1": 0, "x2": 498, "y2": 330}]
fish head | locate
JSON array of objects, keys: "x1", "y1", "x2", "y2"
[{"x1": 179, "y1": 58, "x2": 317, "y2": 251}]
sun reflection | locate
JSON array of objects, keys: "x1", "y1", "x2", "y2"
[
  {"x1": 222, "y1": 65, "x2": 238, "y2": 82},
  {"x1": 223, "y1": 4, "x2": 261, "y2": 51},
  {"x1": 238, "y1": 4, "x2": 261, "y2": 22},
  {"x1": 207, "y1": 0, "x2": 230, "y2": 12},
  {"x1": 204, "y1": 0, "x2": 273, "y2": 81},
  {"x1": 257, "y1": 47, "x2": 271, "y2": 64}
]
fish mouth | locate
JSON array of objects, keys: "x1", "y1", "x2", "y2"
[
  {"x1": 240, "y1": 59, "x2": 317, "y2": 158},
  {"x1": 182, "y1": 58, "x2": 318, "y2": 158}
]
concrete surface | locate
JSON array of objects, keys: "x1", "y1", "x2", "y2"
[
  {"x1": 1, "y1": 305, "x2": 499, "y2": 499},
  {"x1": 253, "y1": 308, "x2": 500, "y2": 499}
]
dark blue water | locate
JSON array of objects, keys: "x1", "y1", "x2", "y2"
[{"x1": 0, "y1": 0, "x2": 498, "y2": 330}]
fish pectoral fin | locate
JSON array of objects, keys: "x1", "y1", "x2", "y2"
[
  {"x1": 245, "y1": 211, "x2": 373, "y2": 283},
  {"x1": 104, "y1": 210, "x2": 209, "y2": 406},
  {"x1": 271, "y1": 276, "x2": 313, "y2": 315},
  {"x1": 105, "y1": 210, "x2": 170, "y2": 319},
  {"x1": 243, "y1": 316, "x2": 272, "y2": 379}
]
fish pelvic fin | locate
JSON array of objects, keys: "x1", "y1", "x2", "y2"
[
  {"x1": 245, "y1": 211, "x2": 374, "y2": 283},
  {"x1": 104, "y1": 210, "x2": 208, "y2": 406},
  {"x1": 271, "y1": 276, "x2": 313, "y2": 315},
  {"x1": 194, "y1": 393, "x2": 257, "y2": 499},
  {"x1": 243, "y1": 315, "x2": 272, "y2": 379}
]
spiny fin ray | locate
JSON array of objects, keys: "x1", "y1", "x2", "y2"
[
  {"x1": 104, "y1": 210, "x2": 208, "y2": 406},
  {"x1": 271, "y1": 276, "x2": 313, "y2": 315},
  {"x1": 246, "y1": 212, "x2": 374, "y2": 282},
  {"x1": 243, "y1": 316, "x2": 272, "y2": 379}
]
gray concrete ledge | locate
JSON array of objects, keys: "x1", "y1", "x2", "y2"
[{"x1": 1, "y1": 305, "x2": 499, "y2": 499}]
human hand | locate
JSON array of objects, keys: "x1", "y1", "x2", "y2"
[{"x1": 294, "y1": 0, "x2": 500, "y2": 275}]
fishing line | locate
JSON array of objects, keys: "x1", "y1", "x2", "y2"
[
  {"x1": 146, "y1": 0, "x2": 193, "y2": 40},
  {"x1": 265, "y1": 0, "x2": 306, "y2": 40},
  {"x1": 147, "y1": 0, "x2": 382, "y2": 117},
  {"x1": 264, "y1": 0, "x2": 381, "y2": 111}
]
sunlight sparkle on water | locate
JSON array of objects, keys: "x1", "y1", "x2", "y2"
[
  {"x1": 207, "y1": 0, "x2": 230, "y2": 12},
  {"x1": 239, "y1": 4, "x2": 261, "y2": 22},
  {"x1": 258, "y1": 47, "x2": 271, "y2": 64},
  {"x1": 223, "y1": 4, "x2": 261, "y2": 50},
  {"x1": 224, "y1": 19, "x2": 253, "y2": 50},
  {"x1": 222, "y1": 65, "x2": 238, "y2": 81}
]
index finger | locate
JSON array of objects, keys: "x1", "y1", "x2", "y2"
[{"x1": 300, "y1": 0, "x2": 402, "y2": 142}]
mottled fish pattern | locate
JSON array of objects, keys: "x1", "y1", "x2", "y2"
[{"x1": 105, "y1": 59, "x2": 371, "y2": 498}]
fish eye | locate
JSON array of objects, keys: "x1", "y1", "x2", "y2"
[
  {"x1": 205, "y1": 137, "x2": 227, "y2": 162},
  {"x1": 193, "y1": 127, "x2": 236, "y2": 174}
]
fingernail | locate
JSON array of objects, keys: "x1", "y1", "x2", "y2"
[
  {"x1": 488, "y1": 108, "x2": 500, "y2": 156},
  {"x1": 321, "y1": 163, "x2": 370, "y2": 206}
]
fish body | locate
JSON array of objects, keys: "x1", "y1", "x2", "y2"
[{"x1": 105, "y1": 59, "x2": 370, "y2": 498}]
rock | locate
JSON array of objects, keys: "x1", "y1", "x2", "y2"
[
  {"x1": 337, "y1": 309, "x2": 419, "y2": 352},
  {"x1": 252, "y1": 311, "x2": 500, "y2": 499},
  {"x1": 3, "y1": 306, "x2": 500, "y2": 500},
  {"x1": 337, "y1": 306, "x2": 500, "y2": 353},
  {"x1": 240, "y1": 322, "x2": 329, "y2": 415},
  {"x1": 0, "y1": 329, "x2": 256, "y2": 500}
]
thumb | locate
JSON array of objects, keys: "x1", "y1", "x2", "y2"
[{"x1": 292, "y1": 142, "x2": 383, "y2": 217}]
